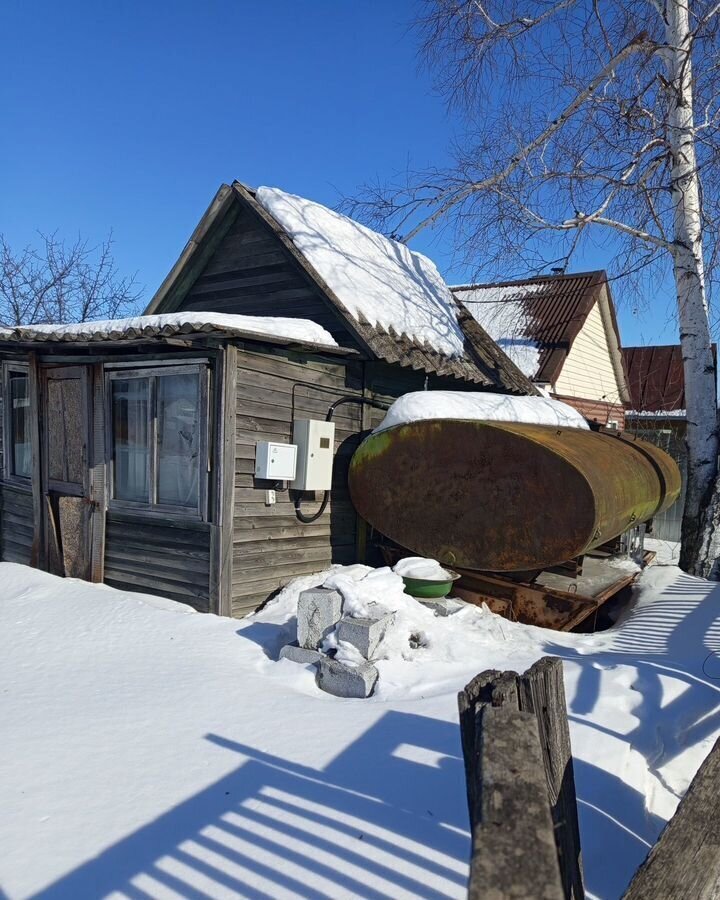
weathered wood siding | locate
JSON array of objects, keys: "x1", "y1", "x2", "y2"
[
  {"x1": 177, "y1": 204, "x2": 354, "y2": 347},
  {"x1": 230, "y1": 351, "x2": 472, "y2": 617},
  {"x1": 104, "y1": 511, "x2": 212, "y2": 612},
  {"x1": 232, "y1": 347, "x2": 365, "y2": 617},
  {"x1": 0, "y1": 484, "x2": 34, "y2": 564}
]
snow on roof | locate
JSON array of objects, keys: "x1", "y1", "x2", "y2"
[
  {"x1": 0, "y1": 312, "x2": 340, "y2": 348},
  {"x1": 374, "y1": 390, "x2": 590, "y2": 433},
  {"x1": 255, "y1": 186, "x2": 467, "y2": 358},
  {"x1": 627, "y1": 409, "x2": 687, "y2": 419},
  {"x1": 454, "y1": 281, "x2": 551, "y2": 378}
]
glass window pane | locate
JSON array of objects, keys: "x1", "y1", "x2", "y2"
[
  {"x1": 9, "y1": 372, "x2": 31, "y2": 478},
  {"x1": 111, "y1": 378, "x2": 149, "y2": 502},
  {"x1": 157, "y1": 373, "x2": 200, "y2": 507}
]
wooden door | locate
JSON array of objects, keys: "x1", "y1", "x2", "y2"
[{"x1": 42, "y1": 366, "x2": 94, "y2": 579}]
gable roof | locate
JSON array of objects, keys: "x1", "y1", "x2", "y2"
[
  {"x1": 145, "y1": 182, "x2": 535, "y2": 395},
  {"x1": 452, "y1": 271, "x2": 629, "y2": 400},
  {"x1": 623, "y1": 344, "x2": 717, "y2": 414}
]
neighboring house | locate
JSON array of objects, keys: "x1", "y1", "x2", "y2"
[
  {"x1": 453, "y1": 271, "x2": 631, "y2": 428},
  {"x1": 0, "y1": 181, "x2": 533, "y2": 618},
  {"x1": 623, "y1": 344, "x2": 716, "y2": 542}
]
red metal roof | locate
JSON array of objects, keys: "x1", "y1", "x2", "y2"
[
  {"x1": 623, "y1": 345, "x2": 686, "y2": 412},
  {"x1": 623, "y1": 344, "x2": 717, "y2": 413},
  {"x1": 453, "y1": 271, "x2": 615, "y2": 384}
]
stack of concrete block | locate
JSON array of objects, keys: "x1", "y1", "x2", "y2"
[{"x1": 279, "y1": 586, "x2": 393, "y2": 699}]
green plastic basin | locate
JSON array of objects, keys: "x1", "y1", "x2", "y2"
[{"x1": 401, "y1": 571, "x2": 461, "y2": 599}]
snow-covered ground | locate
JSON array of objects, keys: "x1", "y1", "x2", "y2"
[{"x1": 2, "y1": 545, "x2": 720, "y2": 900}]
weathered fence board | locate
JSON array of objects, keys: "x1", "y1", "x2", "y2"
[
  {"x1": 622, "y1": 733, "x2": 720, "y2": 900},
  {"x1": 468, "y1": 704, "x2": 564, "y2": 900},
  {"x1": 459, "y1": 657, "x2": 584, "y2": 900}
]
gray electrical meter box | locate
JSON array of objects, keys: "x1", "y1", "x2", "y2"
[
  {"x1": 291, "y1": 419, "x2": 336, "y2": 491},
  {"x1": 255, "y1": 441, "x2": 298, "y2": 481}
]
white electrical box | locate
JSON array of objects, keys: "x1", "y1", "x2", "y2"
[
  {"x1": 255, "y1": 441, "x2": 297, "y2": 481},
  {"x1": 291, "y1": 419, "x2": 335, "y2": 491}
]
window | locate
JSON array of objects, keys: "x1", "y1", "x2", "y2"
[
  {"x1": 108, "y1": 366, "x2": 207, "y2": 514},
  {"x1": 4, "y1": 366, "x2": 31, "y2": 481}
]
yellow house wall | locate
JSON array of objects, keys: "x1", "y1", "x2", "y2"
[{"x1": 553, "y1": 301, "x2": 625, "y2": 404}]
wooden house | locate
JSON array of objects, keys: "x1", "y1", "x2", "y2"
[
  {"x1": 623, "y1": 344, "x2": 716, "y2": 542},
  {"x1": 0, "y1": 182, "x2": 533, "y2": 617},
  {"x1": 453, "y1": 271, "x2": 630, "y2": 428}
]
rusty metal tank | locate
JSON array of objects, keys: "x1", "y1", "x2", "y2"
[{"x1": 348, "y1": 420, "x2": 681, "y2": 572}]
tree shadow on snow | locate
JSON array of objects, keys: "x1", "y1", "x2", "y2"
[{"x1": 26, "y1": 711, "x2": 471, "y2": 900}]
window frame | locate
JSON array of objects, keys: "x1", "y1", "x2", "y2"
[
  {"x1": 2, "y1": 361, "x2": 32, "y2": 487},
  {"x1": 105, "y1": 364, "x2": 210, "y2": 519}
]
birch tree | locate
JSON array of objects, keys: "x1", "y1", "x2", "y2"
[{"x1": 347, "y1": 0, "x2": 720, "y2": 577}]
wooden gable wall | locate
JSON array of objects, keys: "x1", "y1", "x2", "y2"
[{"x1": 173, "y1": 201, "x2": 358, "y2": 349}]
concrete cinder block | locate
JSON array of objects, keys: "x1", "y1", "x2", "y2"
[
  {"x1": 279, "y1": 643, "x2": 323, "y2": 665},
  {"x1": 419, "y1": 597, "x2": 466, "y2": 617},
  {"x1": 316, "y1": 657, "x2": 378, "y2": 698},
  {"x1": 297, "y1": 586, "x2": 343, "y2": 649},
  {"x1": 336, "y1": 609, "x2": 394, "y2": 659}
]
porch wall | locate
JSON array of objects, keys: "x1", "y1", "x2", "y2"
[{"x1": 103, "y1": 512, "x2": 213, "y2": 613}]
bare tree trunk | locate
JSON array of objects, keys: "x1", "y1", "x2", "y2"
[{"x1": 665, "y1": 0, "x2": 719, "y2": 575}]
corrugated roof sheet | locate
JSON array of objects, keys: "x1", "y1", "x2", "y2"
[
  {"x1": 623, "y1": 344, "x2": 718, "y2": 413},
  {"x1": 0, "y1": 313, "x2": 355, "y2": 355},
  {"x1": 623, "y1": 345, "x2": 686, "y2": 412},
  {"x1": 453, "y1": 271, "x2": 608, "y2": 384},
  {"x1": 237, "y1": 184, "x2": 535, "y2": 394}
]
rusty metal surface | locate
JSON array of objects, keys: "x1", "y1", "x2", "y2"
[
  {"x1": 349, "y1": 420, "x2": 681, "y2": 572},
  {"x1": 452, "y1": 570, "x2": 598, "y2": 630}
]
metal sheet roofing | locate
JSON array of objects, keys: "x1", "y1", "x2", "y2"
[{"x1": 453, "y1": 271, "x2": 615, "y2": 385}]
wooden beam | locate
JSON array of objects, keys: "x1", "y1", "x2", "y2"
[
  {"x1": 623, "y1": 733, "x2": 720, "y2": 900},
  {"x1": 464, "y1": 704, "x2": 564, "y2": 900},
  {"x1": 458, "y1": 659, "x2": 584, "y2": 900},
  {"x1": 27, "y1": 352, "x2": 43, "y2": 569},
  {"x1": 210, "y1": 345, "x2": 237, "y2": 617}
]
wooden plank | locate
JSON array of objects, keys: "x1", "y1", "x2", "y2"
[
  {"x1": 104, "y1": 567, "x2": 210, "y2": 601},
  {"x1": 104, "y1": 554, "x2": 210, "y2": 589},
  {"x1": 216, "y1": 344, "x2": 237, "y2": 617},
  {"x1": 89, "y1": 363, "x2": 106, "y2": 582},
  {"x1": 27, "y1": 353, "x2": 43, "y2": 568},
  {"x1": 104, "y1": 577, "x2": 210, "y2": 612},
  {"x1": 458, "y1": 660, "x2": 584, "y2": 900},
  {"x1": 58, "y1": 496, "x2": 90, "y2": 579},
  {"x1": 466, "y1": 705, "x2": 564, "y2": 900},
  {"x1": 518, "y1": 658, "x2": 585, "y2": 900},
  {"x1": 623, "y1": 734, "x2": 720, "y2": 900}
]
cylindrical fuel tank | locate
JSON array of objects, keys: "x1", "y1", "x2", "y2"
[{"x1": 348, "y1": 420, "x2": 681, "y2": 572}]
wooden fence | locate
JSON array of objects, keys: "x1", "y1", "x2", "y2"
[{"x1": 459, "y1": 657, "x2": 720, "y2": 900}]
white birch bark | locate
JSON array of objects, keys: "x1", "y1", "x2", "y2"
[{"x1": 665, "y1": 0, "x2": 719, "y2": 574}]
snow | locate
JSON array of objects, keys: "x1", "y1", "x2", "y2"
[
  {"x1": 393, "y1": 557, "x2": 453, "y2": 581},
  {"x1": 627, "y1": 409, "x2": 687, "y2": 418},
  {"x1": 374, "y1": 390, "x2": 590, "y2": 433},
  {"x1": 2, "y1": 556, "x2": 720, "y2": 900},
  {"x1": 6, "y1": 312, "x2": 339, "y2": 347},
  {"x1": 256, "y1": 187, "x2": 467, "y2": 358},
  {"x1": 455, "y1": 282, "x2": 550, "y2": 378}
]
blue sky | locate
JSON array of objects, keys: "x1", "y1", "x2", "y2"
[{"x1": 1, "y1": 0, "x2": 679, "y2": 345}]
